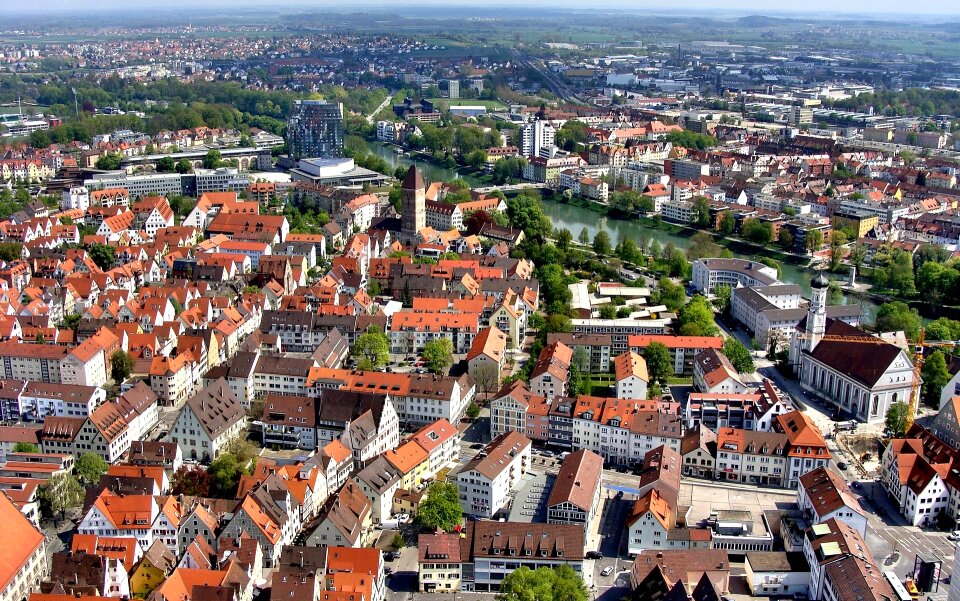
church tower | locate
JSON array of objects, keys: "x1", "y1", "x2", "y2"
[
  {"x1": 805, "y1": 271, "x2": 829, "y2": 353},
  {"x1": 400, "y1": 166, "x2": 425, "y2": 245}
]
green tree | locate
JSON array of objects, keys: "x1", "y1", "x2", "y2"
[
  {"x1": 686, "y1": 231, "x2": 721, "y2": 260},
  {"x1": 806, "y1": 229, "x2": 824, "y2": 254},
  {"x1": 848, "y1": 243, "x2": 868, "y2": 274},
  {"x1": 741, "y1": 218, "x2": 772, "y2": 244},
  {"x1": 875, "y1": 301, "x2": 922, "y2": 340},
  {"x1": 13, "y1": 442, "x2": 39, "y2": 453},
  {"x1": 885, "y1": 401, "x2": 911, "y2": 437},
  {"x1": 828, "y1": 231, "x2": 848, "y2": 272},
  {"x1": 423, "y1": 338, "x2": 454, "y2": 375},
  {"x1": 506, "y1": 192, "x2": 552, "y2": 242},
  {"x1": 887, "y1": 251, "x2": 916, "y2": 296},
  {"x1": 718, "y1": 212, "x2": 736, "y2": 235},
  {"x1": 498, "y1": 565, "x2": 588, "y2": 601},
  {"x1": 545, "y1": 314, "x2": 573, "y2": 333},
  {"x1": 578, "y1": 228, "x2": 590, "y2": 245},
  {"x1": 175, "y1": 158, "x2": 193, "y2": 174},
  {"x1": 555, "y1": 229, "x2": 573, "y2": 253},
  {"x1": 678, "y1": 296, "x2": 719, "y2": 337},
  {"x1": 722, "y1": 337, "x2": 755, "y2": 372},
  {"x1": 592, "y1": 231, "x2": 611, "y2": 256},
  {"x1": 828, "y1": 281, "x2": 844, "y2": 305},
  {"x1": 111, "y1": 349, "x2": 134, "y2": 383},
  {"x1": 466, "y1": 403, "x2": 482, "y2": 419},
  {"x1": 203, "y1": 149, "x2": 223, "y2": 169},
  {"x1": 156, "y1": 156, "x2": 176, "y2": 172},
  {"x1": 37, "y1": 472, "x2": 83, "y2": 522},
  {"x1": 922, "y1": 350, "x2": 951, "y2": 407},
  {"x1": 0, "y1": 243, "x2": 23, "y2": 262},
  {"x1": 208, "y1": 453, "x2": 248, "y2": 498},
  {"x1": 926, "y1": 318, "x2": 960, "y2": 342},
  {"x1": 417, "y1": 481, "x2": 463, "y2": 532},
  {"x1": 692, "y1": 196, "x2": 711, "y2": 227},
  {"x1": 95, "y1": 153, "x2": 123, "y2": 170},
  {"x1": 75, "y1": 452, "x2": 108, "y2": 485},
  {"x1": 88, "y1": 243, "x2": 115, "y2": 271},
  {"x1": 713, "y1": 284, "x2": 732, "y2": 315},
  {"x1": 652, "y1": 277, "x2": 686, "y2": 313},
  {"x1": 643, "y1": 342, "x2": 673, "y2": 384},
  {"x1": 352, "y1": 327, "x2": 391, "y2": 370}
]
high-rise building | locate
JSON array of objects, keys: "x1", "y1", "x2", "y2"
[
  {"x1": 286, "y1": 100, "x2": 345, "y2": 159},
  {"x1": 400, "y1": 166, "x2": 426, "y2": 244},
  {"x1": 520, "y1": 120, "x2": 556, "y2": 157},
  {"x1": 445, "y1": 79, "x2": 460, "y2": 99}
]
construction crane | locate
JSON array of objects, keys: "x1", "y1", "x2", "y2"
[{"x1": 794, "y1": 329, "x2": 959, "y2": 431}]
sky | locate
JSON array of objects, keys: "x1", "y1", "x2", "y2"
[{"x1": 6, "y1": 0, "x2": 960, "y2": 15}]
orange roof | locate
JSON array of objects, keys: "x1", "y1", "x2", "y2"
[
  {"x1": 412, "y1": 418, "x2": 458, "y2": 454},
  {"x1": 92, "y1": 489, "x2": 155, "y2": 530},
  {"x1": 71, "y1": 533, "x2": 139, "y2": 572},
  {"x1": 628, "y1": 335, "x2": 723, "y2": 350},
  {"x1": 0, "y1": 490, "x2": 44, "y2": 592},
  {"x1": 240, "y1": 494, "x2": 282, "y2": 543},
  {"x1": 322, "y1": 439, "x2": 353, "y2": 463},
  {"x1": 614, "y1": 351, "x2": 649, "y2": 382},
  {"x1": 384, "y1": 441, "x2": 429, "y2": 475}
]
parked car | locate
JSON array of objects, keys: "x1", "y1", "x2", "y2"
[
  {"x1": 384, "y1": 552, "x2": 398, "y2": 561},
  {"x1": 947, "y1": 531, "x2": 960, "y2": 541},
  {"x1": 837, "y1": 462, "x2": 848, "y2": 470},
  {"x1": 601, "y1": 566, "x2": 614, "y2": 577},
  {"x1": 586, "y1": 551, "x2": 602, "y2": 559}
]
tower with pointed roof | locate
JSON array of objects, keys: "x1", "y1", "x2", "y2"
[
  {"x1": 400, "y1": 166, "x2": 425, "y2": 245},
  {"x1": 804, "y1": 271, "x2": 829, "y2": 354}
]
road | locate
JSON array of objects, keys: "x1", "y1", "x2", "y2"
[
  {"x1": 513, "y1": 50, "x2": 581, "y2": 104},
  {"x1": 472, "y1": 182, "x2": 551, "y2": 195},
  {"x1": 366, "y1": 91, "x2": 395, "y2": 124}
]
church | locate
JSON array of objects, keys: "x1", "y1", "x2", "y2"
[{"x1": 789, "y1": 273, "x2": 916, "y2": 425}]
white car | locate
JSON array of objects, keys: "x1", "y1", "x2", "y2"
[
  {"x1": 601, "y1": 566, "x2": 614, "y2": 577},
  {"x1": 948, "y1": 531, "x2": 960, "y2": 541}
]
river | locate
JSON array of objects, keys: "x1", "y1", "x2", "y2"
[{"x1": 363, "y1": 139, "x2": 879, "y2": 321}]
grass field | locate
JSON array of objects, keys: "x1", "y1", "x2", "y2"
[
  {"x1": 427, "y1": 98, "x2": 507, "y2": 111},
  {"x1": 0, "y1": 105, "x2": 49, "y2": 115}
]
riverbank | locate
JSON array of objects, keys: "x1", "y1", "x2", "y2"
[{"x1": 547, "y1": 193, "x2": 808, "y2": 266}]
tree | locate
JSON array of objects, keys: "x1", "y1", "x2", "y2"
[
  {"x1": 13, "y1": 442, "x2": 39, "y2": 453},
  {"x1": 466, "y1": 403, "x2": 482, "y2": 419},
  {"x1": 352, "y1": 327, "x2": 390, "y2": 371},
  {"x1": 472, "y1": 362, "x2": 501, "y2": 395},
  {"x1": 417, "y1": 481, "x2": 462, "y2": 532},
  {"x1": 644, "y1": 342, "x2": 673, "y2": 384},
  {"x1": 848, "y1": 243, "x2": 868, "y2": 274},
  {"x1": 111, "y1": 349, "x2": 134, "y2": 383},
  {"x1": 741, "y1": 218, "x2": 772, "y2": 245},
  {"x1": 465, "y1": 149, "x2": 488, "y2": 170},
  {"x1": 806, "y1": 229, "x2": 824, "y2": 254},
  {"x1": 692, "y1": 196, "x2": 711, "y2": 227},
  {"x1": 828, "y1": 281, "x2": 844, "y2": 305},
  {"x1": 886, "y1": 401, "x2": 911, "y2": 437},
  {"x1": 545, "y1": 314, "x2": 573, "y2": 333},
  {"x1": 175, "y1": 158, "x2": 193, "y2": 174},
  {"x1": 555, "y1": 229, "x2": 573, "y2": 253},
  {"x1": 203, "y1": 149, "x2": 223, "y2": 169},
  {"x1": 498, "y1": 565, "x2": 588, "y2": 601},
  {"x1": 592, "y1": 231, "x2": 611, "y2": 256},
  {"x1": 687, "y1": 231, "x2": 721, "y2": 260},
  {"x1": 171, "y1": 465, "x2": 212, "y2": 496},
  {"x1": 0, "y1": 242, "x2": 23, "y2": 262},
  {"x1": 887, "y1": 251, "x2": 916, "y2": 296},
  {"x1": 506, "y1": 192, "x2": 552, "y2": 242},
  {"x1": 652, "y1": 277, "x2": 686, "y2": 313},
  {"x1": 718, "y1": 212, "x2": 736, "y2": 235},
  {"x1": 926, "y1": 318, "x2": 960, "y2": 342},
  {"x1": 722, "y1": 338, "x2": 755, "y2": 373},
  {"x1": 922, "y1": 350, "x2": 951, "y2": 407},
  {"x1": 828, "y1": 231, "x2": 848, "y2": 272},
  {"x1": 37, "y1": 472, "x2": 83, "y2": 522},
  {"x1": 578, "y1": 228, "x2": 590, "y2": 245},
  {"x1": 156, "y1": 156, "x2": 176, "y2": 172},
  {"x1": 75, "y1": 452, "x2": 108, "y2": 485},
  {"x1": 423, "y1": 338, "x2": 454, "y2": 375},
  {"x1": 875, "y1": 301, "x2": 922, "y2": 340},
  {"x1": 208, "y1": 453, "x2": 249, "y2": 498},
  {"x1": 95, "y1": 153, "x2": 123, "y2": 170},
  {"x1": 713, "y1": 284, "x2": 732, "y2": 315},
  {"x1": 88, "y1": 243, "x2": 115, "y2": 271},
  {"x1": 678, "y1": 296, "x2": 719, "y2": 337},
  {"x1": 778, "y1": 228, "x2": 795, "y2": 252}
]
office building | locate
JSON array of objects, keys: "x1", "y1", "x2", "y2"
[{"x1": 287, "y1": 100, "x2": 345, "y2": 159}]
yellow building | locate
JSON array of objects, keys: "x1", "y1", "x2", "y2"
[
  {"x1": 831, "y1": 210, "x2": 878, "y2": 240},
  {"x1": 129, "y1": 540, "x2": 175, "y2": 597},
  {"x1": 384, "y1": 440, "x2": 430, "y2": 490}
]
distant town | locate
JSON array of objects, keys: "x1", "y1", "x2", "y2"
[{"x1": 0, "y1": 7, "x2": 959, "y2": 601}]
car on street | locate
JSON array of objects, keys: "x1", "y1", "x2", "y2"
[
  {"x1": 586, "y1": 551, "x2": 602, "y2": 559},
  {"x1": 948, "y1": 531, "x2": 960, "y2": 541},
  {"x1": 837, "y1": 462, "x2": 848, "y2": 470},
  {"x1": 601, "y1": 566, "x2": 614, "y2": 577},
  {"x1": 384, "y1": 552, "x2": 398, "y2": 561},
  {"x1": 470, "y1": 443, "x2": 484, "y2": 449}
]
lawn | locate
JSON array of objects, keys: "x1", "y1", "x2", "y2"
[{"x1": 427, "y1": 98, "x2": 508, "y2": 111}]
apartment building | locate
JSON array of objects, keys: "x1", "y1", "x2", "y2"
[
  {"x1": 547, "y1": 449, "x2": 603, "y2": 531},
  {"x1": 168, "y1": 379, "x2": 246, "y2": 461},
  {"x1": 0, "y1": 492, "x2": 46, "y2": 601},
  {"x1": 453, "y1": 431, "x2": 531, "y2": 518}
]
